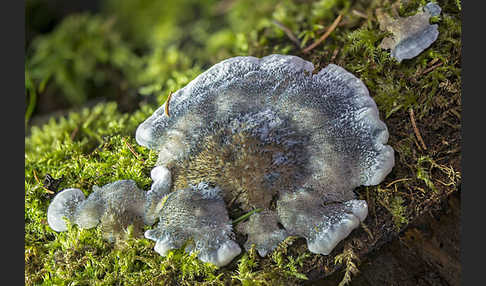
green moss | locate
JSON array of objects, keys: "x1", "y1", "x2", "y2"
[
  {"x1": 271, "y1": 237, "x2": 310, "y2": 281},
  {"x1": 389, "y1": 195, "x2": 409, "y2": 229},
  {"x1": 337, "y1": 0, "x2": 461, "y2": 120},
  {"x1": 28, "y1": 14, "x2": 143, "y2": 105},
  {"x1": 416, "y1": 156, "x2": 438, "y2": 192},
  {"x1": 230, "y1": 237, "x2": 310, "y2": 285},
  {"x1": 455, "y1": 0, "x2": 462, "y2": 10},
  {"x1": 374, "y1": 187, "x2": 409, "y2": 231},
  {"x1": 334, "y1": 244, "x2": 360, "y2": 286},
  {"x1": 232, "y1": 247, "x2": 268, "y2": 286}
]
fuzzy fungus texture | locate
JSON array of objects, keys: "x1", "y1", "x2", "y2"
[
  {"x1": 47, "y1": 180, "x2": 147, "y2": 242},
  {"x1": 145, "y1": 183, "x2": 241, "y2": 267},
  {"x1": 46, "y1": 54, "x2": 394, "y2": 267},
  {"x1": 378, "y1": 2, "x2": 442, "y2": 62},
  {"x1": 136, "y1": 54, "x2": 395, "y2": 266}
]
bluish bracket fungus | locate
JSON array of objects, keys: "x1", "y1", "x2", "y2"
[
  {"x1": 48, "y1": 54, "x2": 394, "y2": 267},
  {"x1": 145, "y1": 182, "x2": 241, "y2": 267},
  {"x1": 378, "y1": 2, "x2": 442, "y2": 62},
  {"x1": 47, "y1": 180, "x2": 147, "y2": 242}
]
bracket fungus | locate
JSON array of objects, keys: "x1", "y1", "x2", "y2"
[
  {"x1": 136, "y1": 54, "x2": 395, "y2": 265},
  {"x1": 47, "y1": 54, "x2": 394, "y2": 267},
  {"x1": 47, "y1": 180, "x2": 148, "y2": 241},
  {"x1": 378, "y1": 2, "x2": 442, "y2": 62}
]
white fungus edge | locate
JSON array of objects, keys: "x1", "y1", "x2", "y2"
[
  {"x1": 198, "y1": 240, "x2": 242, "y2": 268},
  {"x1": 47, "y1": 188, "x2": 86, "y2": 232},
  {"x1": 307, "y1": 200, "x2": 368, "y2": 255}
]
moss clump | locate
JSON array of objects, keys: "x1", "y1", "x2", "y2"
[
  {"x1": 27, "y1": 14, "x2": 143, "y2": 106},
  {"x1": 334, "y1": 243, "x2": 360, "y2": 286},
  {"x1": 416, "y1": 156, "x2": 438, "y2": 192},
  {"x1": 389, "y1": 195, "x2": 409, "y2": 229}
]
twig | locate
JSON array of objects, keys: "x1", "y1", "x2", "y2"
[
  {"x1": 412, "y1": 137, "x2": 422, "y2": 151},
  {"x1": 123, "y1": 138, "x2": 144, "y2": 162},
  {"x1": 33, "y1": 170, "x2": 55, "y2": 194},
  {"x1": 70, "y1": 126, "x2": 79, "y2": 141},
  {"x1": 272, "y1": 20, "x2": 301, "y2": 47},
  {"x1": 303, "y1": 14, "x2": 343, "y2": 53},
  {"x1": 415, "y1": 187, "x2": 426, "y2": 193},
  {"x1": 429, "y1": 58, "x2": 440, "y2": 66},
  {"x1": 360, "y1": 222, "x2": 374, "y2": 240},
  {"x1": 445, "y1": 147, "x2": 461, "y2": 154},
  {"x1": 419, "y1": 61, "x2": 444, "y2": 76},
  {"x1": 232, "y1": 208, "x2": 263, "y2": 225},
  {"x1": 352, "y1": 9, "x2": 368, "y2": 19},
  {"x1": 411, "y1": 61, "x2": 443, "y2": 83},
  {"x1": 449, "y1": 108, "x2": 461, "y2": 120},
  {"x1": 409, "y1": 108, "x2": 427, "y2": 150},
  {"x1": 164, "y1": 91, "x2": 174, "y2": 117},
  {"x1": 386, "y1": 178, "x2": 411, "y2": 188},
  {"x1": 436, "y1": 179, "x2": 454, "y2": 187},
  {"x1": 228, "y1": 195, "x2": 239, "y2": 208},
  {"x1": 330, "y1": 47, "x2": 340, "y2": 62},
  {"x1": 213, "y1": 0, "x2": 238, "y2": 14}
]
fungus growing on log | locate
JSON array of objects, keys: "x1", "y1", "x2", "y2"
[
  {"x1": 47, "y1": 180, "x2": 147, "y2": 242},
  {"x1": 48, "y1": 54, "x2": 394, "y2": 267},
  {"x1": 137, "y1": 54, "x2": 394, "y2": 266}
]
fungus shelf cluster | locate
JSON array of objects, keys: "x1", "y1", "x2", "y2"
[{"x1": 48, "y1": 54, "x2": 394, "y2": 267}]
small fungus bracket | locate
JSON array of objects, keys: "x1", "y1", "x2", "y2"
[{"x1": 377, "y1": 2, "x2": 442, "y2": 62}]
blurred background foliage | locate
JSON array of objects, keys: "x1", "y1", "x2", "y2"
[{"x1": 25, "y1": 0, "x2": 351, "y2": 126}]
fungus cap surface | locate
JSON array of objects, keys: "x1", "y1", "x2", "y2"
[
  {"x1": 47, "y1": 188, "x2": 86, "y2": 232},
  {"x1": 47, "y1": 180, "x2": 147, "y2": 241},
  {"x1": 137, "y1": 54, "x2": 395, "y2": 266}
]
